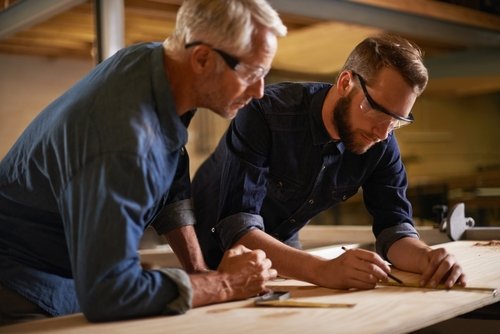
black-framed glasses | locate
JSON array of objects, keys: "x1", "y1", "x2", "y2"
[
  {"x1": 353, "y1": 72, "x2": 414, "y2": 130},
  {"x1": 185, "y1": 41, "x2": 269, "y2": 84}
]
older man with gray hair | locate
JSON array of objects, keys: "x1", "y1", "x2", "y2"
[{"x1": 0, "y1": 0, "x2": 286, "y2": 325}]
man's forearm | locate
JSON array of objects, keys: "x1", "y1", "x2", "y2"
[
  {"x1": 386, "y1": 237, "x2": 432, "y2": 273},
  {"x1": 163, "y1": 225, "x2": 209, "y2": 273},
  {"x1": 237, "y1": 229, "x2": 326, "y2": 284}
]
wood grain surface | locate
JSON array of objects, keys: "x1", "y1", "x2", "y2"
[{"x1": 1, "y1": 241, "x2": 499, "y2": 334}]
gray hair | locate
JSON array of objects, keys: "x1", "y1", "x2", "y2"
[{"x1": 164, "y1": 0, "x2": 287, "y2": 59}]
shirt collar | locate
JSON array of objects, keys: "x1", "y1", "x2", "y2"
[
  {"x1": 309, "y1": 85, "x2": 334, "y2": 146},
  {"x1": 150, "y1": 43, "x2": 188, "y2": 152},
  {"x1": 309, "y1": 85, "x2": 347, "y2": 154}
]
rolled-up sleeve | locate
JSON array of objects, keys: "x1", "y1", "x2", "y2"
[
  {"x1": 375, "y1": 222, "x2": 419, "y2": 259},
  {"x1": 158, "y1": 268, "x2": 193, "y2": 315},
  {"x1": 152, "y1": 199, "x2": 196, "y2": 234},
  {"x1": 213, "y1": 212, "x2": 265, "y2": 250}
]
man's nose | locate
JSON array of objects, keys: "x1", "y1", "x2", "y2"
[
  {"x1": 372, "y1": 122, "x2": 391, "y2": 141},
  {"x1": 246, "y1": 77, "x2": 265, "y2": 99}
]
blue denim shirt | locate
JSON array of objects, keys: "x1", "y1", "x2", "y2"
[
  {"x1": 0, "y1": 43, "x2": 194, "y2": 320},
  {"x1": 192, "y1": 82, "x2": 418, "y2": 269}
]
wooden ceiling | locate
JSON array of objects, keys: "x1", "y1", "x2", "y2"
[{"x1": 1, "y1": 0, "x2": 500, "y2": 96}]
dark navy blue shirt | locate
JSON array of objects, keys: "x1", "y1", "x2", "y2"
[
  {"x1": 192, "y1": 82, "x2": 418, "y2": 269},
  {"x1": 0, "y1": 43, "x2": 194, "y2": 320}
]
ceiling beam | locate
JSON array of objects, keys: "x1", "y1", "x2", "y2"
[
  {"x1": 0, "y1": 0, "x2": 87, "y2": 40},
  {"x1": 268, "y1": 0, "x2": 500, "y2": 48},
  {"x1": 426, "y1": 48, "x2": 500, "y2": 78}
]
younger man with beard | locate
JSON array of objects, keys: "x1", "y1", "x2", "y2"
[{"x1": 192, "y1": 34, "x2": 467, "y2": 290}]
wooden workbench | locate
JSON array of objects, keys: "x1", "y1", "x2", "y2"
[{"x1": 1, "y1": 241, "x2": 499, "y2": 334}]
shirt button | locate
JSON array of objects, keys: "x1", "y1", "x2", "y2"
[
  {"x1": 211, "y1": 227, "x2": 215, "y2": 233},
  {"x1": 308, "y1": 199, "x2": 314, "y2": 205},
  {"x1": 277, "y1": 181, "x2": 283, "y2": 188},
  {"x1": 180, "y1": 147, "x2": 185, "y2": 155},
  {"x1": 342, "y1": 195, "x2": 348, "y2": 201},
  {"x1": 289, "y1": 219, "x2": 296, "y2": 224}
]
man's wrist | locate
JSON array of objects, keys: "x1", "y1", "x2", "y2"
[
  {"x1": 189, "y1": 271, "x2": 233, "y2": 307},
  {"x1": 183, "y1": 260, "x2": 210, "y2": 274}
]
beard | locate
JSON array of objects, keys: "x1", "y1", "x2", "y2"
[{"x1": 333, "y1": 93, "x2": 376, "y2": 155}]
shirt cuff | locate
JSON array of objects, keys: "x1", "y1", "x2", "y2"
[
  {"x1": 152, "y1": 199, "x2": 196, "y2": 234},
  {"x1": 375, "y1": 222, "x2": 419, "y2": 260},
  {"x1": 158, "y1": 268, "x2": 193, "y2": 315},
  {"x1": 214, "y1": 212, "x2": 264, "y2": 250}
]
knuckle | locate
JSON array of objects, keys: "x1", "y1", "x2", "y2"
[
  {"x1": 253, "y1": 249, "x2": 266, "y2": 260},
  {"x1": 366, "y1": 263, "x2": 378, "y2": 272},
  {"x1": 255, "y1": 273, "x2": 266, "y2": 284}
]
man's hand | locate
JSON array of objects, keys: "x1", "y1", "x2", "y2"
[
  {"x1": 387, "y1": 237, "x2": 467, "y2": 288},
  {"x1": 317, "y1": 248, "x2": 392, "y2": 289},
  {"x1": 217, "y1": 245, "x2": 277, "y2": 299},
  {"x1": 236, "y1": 229, "x2": 395, "y2": 290},
  {"x1": 189, "y1": 245, "x2": 276, "y2": 307},
  {"x1": 419, "y1": 247, "x2": 466, "y2": 288}
]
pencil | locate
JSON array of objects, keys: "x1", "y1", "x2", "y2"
[
  {"x1": 387, "y1": 272, "x2": 403, "y2": 284},
  {"x1": 341, "y1": 246, "x2": 404, "y2": 285}
]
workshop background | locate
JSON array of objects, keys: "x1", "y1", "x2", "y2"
[{"x1": 1, "y1": 0, "x2": 499, "y2": 229}]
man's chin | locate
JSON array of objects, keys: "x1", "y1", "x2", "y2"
[
  {"x1": 211, "y1": 106, "x2": 238, "y2": 120},
  {"x1": 345, "y1": 142, "x2": 372, "y2": 155},
  {"x1": 226, "y1": 103, "x2": 247, "y2": 119},
  {"x1": 224, "y1": 108, "x2": 239, "y2": 120},
  {"x1": 346, "y1": 133, "x2": 377, "y2": 154}
]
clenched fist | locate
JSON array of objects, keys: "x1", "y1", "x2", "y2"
[
  {"x1": 217, "y1": 245, "x2": 277, "y2": 299},
  {"x1": 189, "y1": 245, "x2": 277, "y2": 307}
]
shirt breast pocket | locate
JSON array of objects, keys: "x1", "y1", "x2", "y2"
[
  {"x1": 267, "y1": 176, "x2": 304, "y2": 203},
  {"x1": 331, "y1": 186, "x2": 360, "y2": 203}
]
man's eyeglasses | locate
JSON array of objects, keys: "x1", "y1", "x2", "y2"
[
  {"x1": 353, "y1": 72, "x2": 414, "y2": 130},
  {"x1": 185, "y1": 41, "x2": 269, "y2": 85}
]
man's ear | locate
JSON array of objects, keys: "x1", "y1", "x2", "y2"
[
  {"x1": 190, "y1": 46, "x2": 211, "y2": 74},
  {"x1": 336, "y1": 71, "x2": 353, "y2": 97}
]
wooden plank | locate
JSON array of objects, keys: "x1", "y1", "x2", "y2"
[
  {"x1": 3, "y1": 241, "x2": 499, "y2": 334},
  {"x1": 125, "y1": 0, "x2": 180, "y2": 20},
  {"x1": 14, "y1": 25, "x2": 94, "y2": 40},
  {"x1": 426, "y1": 75, "x2": 500, "y2": 96},
  {"x1": 273, "y1": 21, "x2": 381, "y2": 75},
  {"x1": 139, "y1": 245, "x2": 181, "y2": 269},
  {"x1": 298, "y1": 224, "x2": 451, "y2": 249},
  {"x1": 353, "y1": 0, "x2": 500, "y2": 32},
  {"x1": 298, "y1": 224, "x2": 375, "y2": 249},
  {"x1": 0, "y1": 44, "x2": 91, "y2": 58}
]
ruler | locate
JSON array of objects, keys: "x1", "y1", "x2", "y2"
[
  {"x1": 379, "y1": 281, "x2": 497, "y2": 296},
  {"x1": 255, "y1": 299, "x2": 356, "y2": 308}
]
